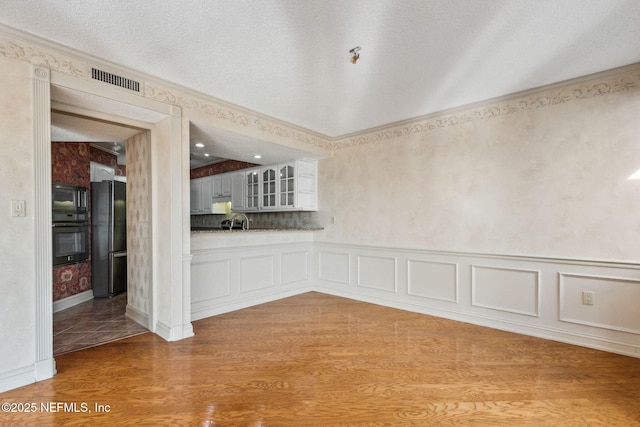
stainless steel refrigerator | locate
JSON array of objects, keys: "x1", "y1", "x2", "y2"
[{"x1": 91, "y1": 180, "x2": 127, "y2": 297}]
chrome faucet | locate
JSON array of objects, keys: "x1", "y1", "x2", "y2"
[{"x1": 230, "y1": 213, "x2": 249, "y2": 230}]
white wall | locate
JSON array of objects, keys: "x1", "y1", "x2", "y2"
[{"x1": 0, "y1": 55, "x2": 36, "y2": 387}]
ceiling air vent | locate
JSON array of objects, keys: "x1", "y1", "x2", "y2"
[{"x1": 91, "y1": 68, "x2": 140, "y2": 93}]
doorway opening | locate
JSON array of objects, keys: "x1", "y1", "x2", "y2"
[
  {"x1": 32, "y1": 65, "x2": 191, "y2": 384},
  {"x1": 50, "y1": 99, "x2": 153, "y2": 354}
]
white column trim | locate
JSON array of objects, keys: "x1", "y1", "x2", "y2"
[{"x1": 32, "y1": 65, "x2": 56, "y2": 380}]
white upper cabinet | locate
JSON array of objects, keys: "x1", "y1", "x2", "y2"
[
  {"x1": 261, "y1": 166, "x2": 278, "y2": 210},
  {"x1": 292, "y1": 159, "x2": 318, "y2": 211},
  {"x1": 190, "y1": 159, "x2": 317, "y2": 214},
  {"x1": 236, "y1": 159, "x2": 317, "y2": 212},
  {"x1": 212, "y1": 174, "x2": 233, "y2": 199},
  {"x1": 244, "y1": 169, "x2": 260, "y2": 211},
  {"x1": 190, "y1": 176, "x2": 213, "y2": 214},
  {"x1": 220, "y1": 174, "x2": 232, "y2": 197},
  {"x1": 231, "y1": 173, "x2": 245, "y2": 211},
  {"x1": 190, "y1": 177, "x2": 204, "y2": 214}
]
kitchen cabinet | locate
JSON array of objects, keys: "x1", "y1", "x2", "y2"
[
  {"x1": 235, "y1": 159, "x2": 317, "y2": 212},
  {"x1": 190, "y1": 176, "x2": 213, "y2": 214},
  {"x1": 288, "y1": 159, "x2": 317, "y2": 211},
  {"x1": 191, "y1": 159, "x2": 317, "y2": 214},
  {"x1": 261, "y1": 166, "x2": 278, "y2": 209},
  {"x1": 231, "y1": 173, "x2": 245, "y2": 211},
  {"x1": 271, "y1": 159, "x2": 317, "y2": 211},
  {"x1": 245, "y1": 169, "x2": 260, "y2": 211},
  {"x1": 212, "y1": 173, "x2": 232, "y2": 199}
]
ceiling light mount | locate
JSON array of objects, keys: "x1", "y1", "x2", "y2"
[{"x1": 349, "y1": 46, "x2": 361, "y2": 64}]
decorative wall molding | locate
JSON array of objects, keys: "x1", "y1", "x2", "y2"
[
  {"x1": 318, "y1": 251, "x2": 350, "y2": 285},
  {"x1": 1, "y1": 39, "x2": 87, "y2": 78},
  {"x1": 559, "y1": 272, "x2": 640, "y2": 335},
  {"x1": 190, "y1": 240, "x2": 315, "y2": 321},
  {"x1": 357, "y1": 255, "x2": 398, "y2": 293},
  {"x1": 145, "y1": 82, "x2": 332, "y2": 151},
  {"x1": 314, "y1": 241, "x2": 640, "y2": 358},
  {"x1": 407, "y1": 259, "x2": 459, "y2": 303},
  {"x1": 0, "y1": 26, "x2": 331, "y2": 153},
  {"x1": 5, "y1": 23, "x2": 638, "y2": 155},
  {"x1": 281, "y1": 251, "x2": 309, "y2": 285},
  {"x1": 471, "y1": 264, "x2": 540, "y2": 317},
  {"x1": 332, "y1": 63, "x2": 640, "y2": 150}
]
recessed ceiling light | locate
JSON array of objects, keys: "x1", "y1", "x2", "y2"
[
  {"x1": 254, "y1": 154, "x2": 262, "y2": 159},
  {"x1": 195, "y1": 142, "x2": 204, "y2": 148},
  {"x1": 204, "y1": 153, "x2": 210, "y2": 157}
]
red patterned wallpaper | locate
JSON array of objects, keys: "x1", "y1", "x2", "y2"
[
  {"x1": 51, "y1": 143, "x2": 123, "y2": 301},
  {"x1": 89, "y1": 146, "x2": 126, "y2": 176},
  {"x1": 52, "y1": 142, "x2": 91, "y2": 185},
  {"x1": 190, "y1": 160, "x2": 258, "y2": 179}
]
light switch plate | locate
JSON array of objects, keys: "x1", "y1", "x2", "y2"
[{"x1": 11, "y1": 200, "x2": 26, "y2": 217}]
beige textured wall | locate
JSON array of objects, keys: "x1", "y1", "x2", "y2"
[
  {"x1": 126, "y1": 131, "x2": 151, "y2": 317},
  {"x1": 0, "y1": 55, "x2": 36, "y2": 370},
  {"x1": 318, "y1": 69, "x2": 640, "y2": 261}
]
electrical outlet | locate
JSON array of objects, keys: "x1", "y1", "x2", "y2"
[{"x1": 582, "y1": 290, "x2": 594, "y2": 306}]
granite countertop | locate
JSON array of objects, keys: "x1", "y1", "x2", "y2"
[{"x1": 191, "y1": 227, "x2": 323, "y2": 233}]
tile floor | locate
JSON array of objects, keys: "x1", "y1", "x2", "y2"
[{"x1": 53, "y1": 292, "x2": 148, "y2": 355}]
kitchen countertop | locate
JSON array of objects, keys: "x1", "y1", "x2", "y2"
[
  {"x1": 191, "y1": 227, "x2": 323, "y2": 233},
  {"x1": 190, "y1": 227, "x2": 323, "y2": 250}
]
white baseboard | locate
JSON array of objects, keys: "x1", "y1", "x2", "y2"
[
  {"x1": 191, "y1": 286, "x2": 313, "y2": 322},
  {"x1": 0, "y1": 365, "x2": 36, "y2": 393},
  {"x1": 125, "y1": 304, "x2": 149, "y2": 330},
  {"x1": 53, "y1": 290, "x2": 93, "y2": 313}
]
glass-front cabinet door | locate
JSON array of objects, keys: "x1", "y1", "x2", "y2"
[
  {"x1": 279, "y1": 164, "x2": 295, "y2": 208},
  {"x1": 262, "y1": 167, "x2": 277, "y2": 209},
  {"x1": 245, "y1": 169, "x2": 260, "y2": 210}
]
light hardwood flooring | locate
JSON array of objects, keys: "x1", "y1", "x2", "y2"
[{"x1": 2, "y1": 292, "x2": 639, "y2": 426}]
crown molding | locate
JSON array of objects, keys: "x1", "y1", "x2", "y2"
[
  {"x1": 332, "y1": 61, "x2": 640, "y2": 149},
  {"x1": 2, "y1": 23, "x2": 639, "y2": 154},
  {"x1": 0, "y1": 23, "x2": 332, "y2": 153}
]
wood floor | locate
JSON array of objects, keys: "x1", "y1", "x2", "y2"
[{"x1": 2, "y1": 292, "x2": 639, "y2": 426}]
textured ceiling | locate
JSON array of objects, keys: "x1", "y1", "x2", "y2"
[{"x1": 1, "y1": 1, "x2": 640, "y2": 138}]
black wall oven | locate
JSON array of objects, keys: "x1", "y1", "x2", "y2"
[
  {"x1": 52, "y1": 223, "x2": 89, "y2": 266},
  {"x1": 52, "y1": 183, "x2": 89, "y2": 266}
]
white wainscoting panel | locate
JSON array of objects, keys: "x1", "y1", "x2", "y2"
[
  {"x1": 472, "y1": 265, "x2": 540, "y2": 317},
  {"x1": 319, "y1": 251, "x2": 350, "y2": 285},
  {"x1": 315, "y1": 242, "x2": 640, "y2": 357},
  {"x1": 559, "y1": 272, "x2": 640, "y2": 334},
  {"x1": 191, "y1": 239, "x2": 314, "y2": 321},
  {"x1": 357, "y1": 255, "x2": 397, "y2": 293},
  {"x1": 191, "y1": 237, "x2": 640, "y2": 358},
  {"x1": 281, "y1": 251, "x2": 308, "y2": 285},
  {"x1": 191, "y1": 259, "x2": 231, "y2": 302},
  {"x1": 240, "y1": 255, "x2": 275, "y2": 293},
  {"x1": 408, "y1": 259, "x2": 458, "y2": 303}
]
